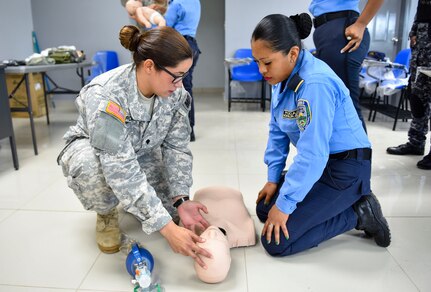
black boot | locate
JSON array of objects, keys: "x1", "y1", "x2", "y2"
[
  {"x1": 386, "y1": 143, "x2": 424, "y2": 155},
  {"x1": 353, "y1": 193, "x2": 391, "y2": 247},
  {"x1": 417, "y1": 152, "x2": 431, "y2": 170}
]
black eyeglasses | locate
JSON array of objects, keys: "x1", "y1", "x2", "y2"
[{"x1": 155, "y1": 63, "x2": 189, "y2": 84}]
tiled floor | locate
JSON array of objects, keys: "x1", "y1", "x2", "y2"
[{"x1": 0, "y1": 93, "x2": 430, "y2": 292}]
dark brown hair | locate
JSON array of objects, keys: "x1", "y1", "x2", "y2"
[
  {"x1": 252, "y1": 13, "x2": 312, "y2": 54},
  {"x1": 119, "y1": 25, "x2": 192, "y2": 67}
]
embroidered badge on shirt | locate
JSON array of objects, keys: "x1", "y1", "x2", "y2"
[
  {"x1": 105, "y1": 101, "x2": 126, "y2": 124},
  {"x1": 296, "y1": 99, "x2": 312, "y2": 131},
  {"x1": 283, "y1": 109, "x2": 298, "y2": 119}
]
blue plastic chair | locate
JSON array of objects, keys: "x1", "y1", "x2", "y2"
[
  {"x1": 367, "y1": 48, "x2": 412, "y2": 130},
  {"x1": 227, "y1": 48, "x2": 267, "y2": 112},
  {"x1": 86, "y1": 50, "x2": 119, "y2": 83}
]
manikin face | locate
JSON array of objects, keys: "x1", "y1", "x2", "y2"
[
  {"x1": 251, "y1": 39, "x2": 298, "y2": 85},
  {"x1": 194, "y1": 226, "x2": 231, "y2": 283}
]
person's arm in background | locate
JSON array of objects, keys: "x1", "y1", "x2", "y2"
[
  {"x1": 409, "y1": 13, "x2": 418, "y2": 47},
  {"x1": 148, "y1": 0, "x2": 168, "y2": 15},
  {"x1": 341, "y1": 0, "x2": 384, "y2": 53}
]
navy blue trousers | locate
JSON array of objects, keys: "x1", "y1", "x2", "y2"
[
  {"x1": 256, "y1": 155, "x2": 371, "y2": 256},
  {"x1": 183, "y1": 36, "x2": 201, "y2": 128},
  {"x1": 313, "y1": 16, "x2": 370, "y2": 132}
]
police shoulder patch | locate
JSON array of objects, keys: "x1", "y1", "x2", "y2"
[
  {"x1": 105, "y1": 100, "x2": 126, "y2": 124},
  {"x1": 296, "y1": 99, "x2": 312, "y2": 131}
]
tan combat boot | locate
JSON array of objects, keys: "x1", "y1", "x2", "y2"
[{"x1": 96, "y1": 208, "x2": 121, "y2": 254}]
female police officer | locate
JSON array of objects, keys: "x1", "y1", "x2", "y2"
[
  {"x1": 252, "y1": 14, "x2": 391, "y2": 256},
  {"x1": 57, "y1": 25, "x2": 211, "y2": 268}
]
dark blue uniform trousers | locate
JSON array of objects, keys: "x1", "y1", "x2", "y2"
[
  {"x1": 313, "y1": 16, "x2": 370, "y2": 131},
  {"x1": 183, "y1": 35, "x2": 201, "y2": 129},
  {"x1": 256, "y1": 155, "x2": 371, "y2": 256}
]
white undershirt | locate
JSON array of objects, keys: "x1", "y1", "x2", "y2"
[{"x1": 138, "y1": 89, "x2": 155, "y2": 132}]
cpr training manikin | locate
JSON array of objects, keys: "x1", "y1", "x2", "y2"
[{"x1": 190, "y1": 186, "x2": 256, "y2": 283}]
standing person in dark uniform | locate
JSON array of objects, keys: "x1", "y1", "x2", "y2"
[
  {"x1": 387, "y1": 0, "x2": 431, "y2": 170},
  {"x1": 164, "y1": 0, "x2": 201, "y2": 141},
  {"x1": 310, "y1": 0, "x2": 383, "y2": 132},
  {"x1": 251, "y1": 13, "x2": 390, "y2": 256}
]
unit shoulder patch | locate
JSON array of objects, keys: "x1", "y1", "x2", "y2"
[{"x1": 296, "y1": 99, "x2": 312, "y2": 131}]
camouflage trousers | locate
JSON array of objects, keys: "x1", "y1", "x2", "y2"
[
  {"x1": 408, "y1": 22, "x2": 431, "y2": 148},
  {"x1": 58, "y1": 138, "x2": 178, "y2": 219}
]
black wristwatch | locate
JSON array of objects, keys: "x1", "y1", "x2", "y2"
[{"x1": 173, "y1": 196, "x2": 189, "y2": 208}]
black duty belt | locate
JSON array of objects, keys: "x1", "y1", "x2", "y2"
[
  {"x1": 329, "y1": 148, "x2": 372, "y2": 160},
  {"x1": 313, "y1": 10, "x2": 359, "y2": 28},
  {"x1": 183, "y1": 35, "x2": 196, "y2": 41}
]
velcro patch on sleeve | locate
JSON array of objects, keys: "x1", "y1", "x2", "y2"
[{"x1": 105, "y1": 101, "x2": 126, "y2": 124}]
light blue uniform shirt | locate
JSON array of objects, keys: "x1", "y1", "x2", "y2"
[
  {"x1": 265, "y1": 50, "x2": 370, "y2": 215},
  {"x1": 309, "y1": 0, "x2": 360, "y2": 17},
  {"x1": 165, "y1": 0, "x2": 201, "y2": 37}
]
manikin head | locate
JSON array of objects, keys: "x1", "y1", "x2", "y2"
[{"x1": 194, "y1": 226, "x2": 231, "y2": 283}]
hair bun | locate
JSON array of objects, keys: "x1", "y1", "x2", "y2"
[
  {"x1": 119, "y1": 25, "x2": 141, "y2": 51},
  {"x1": 289, "y1": 13, "x2": 312, "y2": 39}
]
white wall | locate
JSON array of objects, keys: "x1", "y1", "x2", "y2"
[
  {"x1": 225, "y1": 1, "x2": 314, "y2": 59},
  {"x1": 194, "y1": 0, "x2": 225, "y2": 89},
  {"x1": 0, "y1": 0, "x2": 34, "y2": 60}
]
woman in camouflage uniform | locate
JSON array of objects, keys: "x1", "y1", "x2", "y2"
[{"x1": 57, "y1": 25, "x2": 211, "y2": 268}]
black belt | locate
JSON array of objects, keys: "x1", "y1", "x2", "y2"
[
  {"x1": 329, "y1": 148, "x2": 372, "y2": 160},
  {"x1": 313, "y1": 10, "x2": 359, "y2": 28},
  {"x1": 183, "y1": 35, "x2": 196, "y2": 41}
]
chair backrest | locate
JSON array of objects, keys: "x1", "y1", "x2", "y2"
[
  {"x1": 394, "y1": 48, "x2": 411, "y2": 68},
  {"x1": 87, "y1": 50, "x2": 120, "y2": 83},
  {"x1": 93, "y1": 50, "x2": 119, "y2": 72},
  {"x1": 393, "y1": 48, "x2": 411, "y2": 78},
  {"x1": 231, "y1": 48, "x2": 262, "y2": 82}
]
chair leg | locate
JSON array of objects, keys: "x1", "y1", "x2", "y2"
[
  {"x1": 9, "y1": 135, "x2": 19, "y2": 170},
  {"x1": 368, "y1": 91, "x2": 376, "y2": 121},
  {"x1": 228, "y1": 80, "x2": 231, "y2": 112},
  {"x1": 393, "y1": 89, "x2": 406, "y2": 131}
]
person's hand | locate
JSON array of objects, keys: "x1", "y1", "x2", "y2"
[
  {"x1": 177, "y1": 200, "x2": 210, "y2": 233},
  {"x1": 341, "y1": 21, "x2": 367, "y2": 53},
  {"x1": 410, "y1": 35, "x2": 417, "y2": 48},
  {"x1": 160, "y1": 221, "x2": 212, "y2": 268},
  {"x1": 256, "y1": 182, "x2": 278, "y2": 205},
  {"x1": 262, "y1": 205, "x2": 289, "y2": 245}
]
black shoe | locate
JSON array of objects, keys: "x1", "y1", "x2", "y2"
[
  {"x1": 353, "y1": 193, "x2": 391, "y2": 247},
  {"x1": 417, "y1": 153, "x2": 431, "y2": 170},
  {"x1": 386, "y1": 143, "x2": 424, "y2": 155},
  {"x1": 190, "y1": 129, "x2": 195, "y2": 142}
]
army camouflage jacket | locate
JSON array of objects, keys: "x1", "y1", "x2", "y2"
[{"x1": 64, "y1": 63, "x2": 192, "y2": 233}]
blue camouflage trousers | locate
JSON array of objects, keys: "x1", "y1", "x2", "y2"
[
  {"x1": 58, "y1": 138, "x2": 178, "y2": 219},
  {"x1": 408, "y1": 22, "x2": 431, "y2": 149}
]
